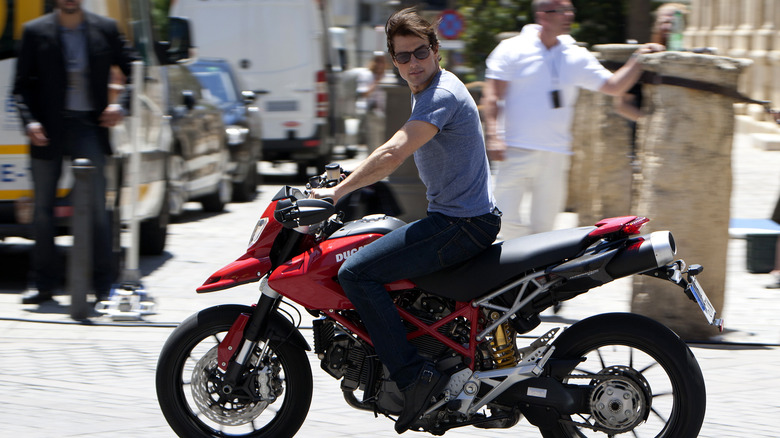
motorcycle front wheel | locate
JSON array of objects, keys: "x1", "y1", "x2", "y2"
[
  {"x1": 540, "y1": 312, "x2": 706, "y2": 438},
  {"x1": 156, "y1": 305, "x2": 313, "y2": 437}
]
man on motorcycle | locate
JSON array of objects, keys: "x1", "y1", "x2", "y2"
[{"x1": 312, "y1": 7, "x2": 500, "y2": 434}]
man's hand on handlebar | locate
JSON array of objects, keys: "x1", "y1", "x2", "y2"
[
  {"x1": 310, "y1": 187, "x2": 338, "y2": 204},
  {"x1": 308, "y1": 163, "x2": 346, "y2": 203}
]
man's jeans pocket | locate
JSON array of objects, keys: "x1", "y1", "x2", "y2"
[{"x1": 437, "y1": 213, "x2": 500, "y2": 267}]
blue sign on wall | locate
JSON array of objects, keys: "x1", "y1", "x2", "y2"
[{"x1": 438, "y1": 10, "x2": 465, "y2": 40}]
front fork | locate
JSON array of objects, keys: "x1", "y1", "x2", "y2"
[{"x1": 220, "y1": 276, "x2": 280, "y2": 391}]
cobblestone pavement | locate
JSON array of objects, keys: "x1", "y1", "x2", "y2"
[{"x1": 1, "y1": 134, "x2": 779, "y2": 437}]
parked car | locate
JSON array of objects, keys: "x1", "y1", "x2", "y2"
[
  {"x1": 162, "y1": 63, "x2": 233, "y2": 217},
  {"x1": 186, "y1": 58, "x2": 263, "y2": 201}
]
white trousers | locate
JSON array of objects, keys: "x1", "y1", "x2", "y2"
[{"x1": 493, "y1": 148, "x2": 570, "y2": 240}]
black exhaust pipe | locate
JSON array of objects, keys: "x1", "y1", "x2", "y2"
[{"x1": 606, "y1": 231, "x2": 676, "y2": 279}]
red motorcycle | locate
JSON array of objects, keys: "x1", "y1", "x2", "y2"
[{"x1": 156, "y1": 166, "x2": 723, "y2": 437}]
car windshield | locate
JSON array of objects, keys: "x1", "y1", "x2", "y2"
[{"x1": 190, "y1": 67, "x2": 237, "y2": 104}]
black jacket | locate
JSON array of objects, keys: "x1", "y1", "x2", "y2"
[{"x1": 12, "y1": 11, "x2": 136, "y2": 160}]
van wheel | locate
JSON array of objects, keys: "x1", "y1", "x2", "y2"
[
  {"x1": 168, "y1": 152, "x2": 187, "y2": 219},
  {"x1": 232, "y1": 156, "x2": 259, "y2": 202},
  {"x1": 296, "y1": 162, "x2": 311, "y2": 182},
  {"x1": 298, "y1": 154, "x2": 331, "y2": 182},
  {"x1": 201, "y1": 176, "x2": 232, "y2": 212}
]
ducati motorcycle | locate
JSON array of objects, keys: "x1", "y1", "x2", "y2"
[{"x1": 156, "y1": 165, "x2": 723, "y2": 437}]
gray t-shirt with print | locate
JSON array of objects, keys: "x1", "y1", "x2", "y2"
[{"x1": 409, "y1": 69, "x2": 495, "y2": 217}]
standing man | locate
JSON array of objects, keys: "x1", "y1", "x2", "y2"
[
  {"x1": 14, "y1": 0, "x2": 136, "y2": 304},
  {"x1": 481, "y1": 0, "x2": 663, "y2": 240},
  {"x1": 312, "y1": 8, "x2": 500, "y2": 434},
  {"x1": 355, "y1": 52, "x2": 388, "y2": 153}
]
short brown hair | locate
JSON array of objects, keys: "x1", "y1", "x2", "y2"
[{"x1": 385, "y1": 7, "x2": 440, "y2": 60}]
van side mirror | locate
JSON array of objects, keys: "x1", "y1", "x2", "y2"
[
  {"x1": 241, "y1": 90, "x2": 256, "y2": 104},
  {"x1": 159, "y1": 17, "x2": 192, "y2": 64},
  {"x1": 181, "y1": 90, "x2": 196, "y2": 110}
]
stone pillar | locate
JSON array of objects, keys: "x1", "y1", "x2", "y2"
[
  {"x1": 743, "y1": 0, "x2": 771, "y2": 120},
  {"x1": 711, "y1": 1, "x2": 737, "y2": 56},
  {"x1": 684, "y1": 0, "x2": 704, "y2": 48},
  {"x1": 570, "y1": 44, "x2": 636, "y2": 227},
  {"x1": 688, "y1": 0, "x2": 716, "y2": 50},
  {"x1": 732, "y1": 0, "x2": 757, "y2": 59},
  {"x1": 631, "y1": 52, "x2": 752, "y2": 340},
  {"x1": 567, "y1": 88, "x2": 600, "y2": 221},
  {"x1": 772, "y1": 2, "x2": 780, "y2": 111}
]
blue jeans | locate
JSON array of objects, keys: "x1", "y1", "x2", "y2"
[
  {"x1": 31, "y1": 112, "x2": 112, "y2": 294},
  {"x1": 339, "y1": 210, "x2": 500, "y2": 390}
]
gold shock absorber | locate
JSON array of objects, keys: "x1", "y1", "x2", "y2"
[{"x1": 489, "y1": 321, "x2": 518, "y2": 368}]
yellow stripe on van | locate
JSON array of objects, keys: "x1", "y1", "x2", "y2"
[
  {"x1": 0, "y1": 189, "x2": 33, "y2": 199},
  {"x1": 0, "y1": 144, "x2": 29, "y2": 154},
  {"x1": 0, "y1": 189, "x2": 70, "y2": 200}
]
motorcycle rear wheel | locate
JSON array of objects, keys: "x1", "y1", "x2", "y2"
[
  {"x1": 156, "y1": 305, "x2": 313, "y2": 437},
  {"x1": 540, "y1": 312, "x2": 706, "y2": 438}
]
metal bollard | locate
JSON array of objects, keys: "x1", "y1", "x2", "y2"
[{"x1": 68, "y1": 158, "x2": 94, "y2": 320}]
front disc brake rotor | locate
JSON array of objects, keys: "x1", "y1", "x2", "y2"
[
  {"x1": 190, "y1": 346, "x2": 270, "y2": 426},
  {"x1": 588, "y1": 366, "x2": 651, "y2": 433}
]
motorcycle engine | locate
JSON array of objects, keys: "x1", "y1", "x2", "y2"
[
  {"x1": 398, "y1": 291, "x2": 471, "y2": 359},
  {"x1": 311, "y1": 290, "x2": 471, "y2": 416}
]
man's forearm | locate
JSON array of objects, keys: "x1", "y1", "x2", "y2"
[{"x1": 601, "y1": 43, "x2": 664, "y2": 96}]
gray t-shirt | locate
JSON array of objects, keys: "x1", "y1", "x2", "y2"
[
  {"x1": 61, "y1": 23, "x2": 94, "y2": 111},
  {"x1": 409, "y1": 70, "x2": 495, "y2": 217}
]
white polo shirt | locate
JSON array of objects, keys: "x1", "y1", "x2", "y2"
[{"x1": 486, "y1": 24, "x2": 612, "y2": 154}]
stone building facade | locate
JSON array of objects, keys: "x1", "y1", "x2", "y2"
[{"x1": 686, "y1": 0, "x2": 780, "y2": 145}]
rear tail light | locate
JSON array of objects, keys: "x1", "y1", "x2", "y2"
[
  {"x1": 316, "y1": 70, "x2": 328, "y2": 118},
  {"x1": 622, "y1": 216, "x2": 650, "y2": 235},
  {"x1": 589, "y1": 216, "x2": 650, "y2": 238}
]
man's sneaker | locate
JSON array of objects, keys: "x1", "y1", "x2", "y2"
[{"x1": 21, "y1": 290, "x2": 54, "y2": 305}]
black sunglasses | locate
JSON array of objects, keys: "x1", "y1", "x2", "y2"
[
  {"x1": 394, "y1": 45, "x2": 432, "y2": 64},
  {"x1": 542, "y1": 6, "x2": 576, "y2": 14}
]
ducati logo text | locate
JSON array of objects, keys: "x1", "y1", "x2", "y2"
[{"x1": 336, "y1": 246, "x2": 364, "y2": 263}]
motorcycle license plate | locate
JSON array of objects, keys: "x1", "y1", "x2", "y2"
[{"x1": 687, "y1": 277, "x2": 718, "y2": 325}]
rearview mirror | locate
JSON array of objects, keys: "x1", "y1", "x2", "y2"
[
  {"x1": 274, "y1": 198, "x2": 335, "y2": 228},
  {"x1": 162, "y1": 17, "x2": 192, "y2": 64}
]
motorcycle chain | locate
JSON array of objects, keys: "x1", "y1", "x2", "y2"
[{"x1": 555, "y1": 372, "x2": 649, "y2": 434}]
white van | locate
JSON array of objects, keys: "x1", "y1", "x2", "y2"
[
  {"x1": 170, "y1": 0, "x2": 339, "y2": 178},
  {"x1": 0, "y1": 0, "x2": 215, "y2": 256}
]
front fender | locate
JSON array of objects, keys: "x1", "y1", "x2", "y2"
[{"x1": 265, "y1": 309, "x2": 311, "y2": 351}]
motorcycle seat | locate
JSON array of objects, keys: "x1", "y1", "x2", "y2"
[{"x1": 410, "y1": 226, "x2": 598, "y2": 302}]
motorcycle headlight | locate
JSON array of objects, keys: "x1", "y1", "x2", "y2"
[
  {"x1": 226, "y1": 126, "x2": 250, "y2": 145},
  {"x1": 248, "y1": 217, "x2": 268, "y2": 248}
]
